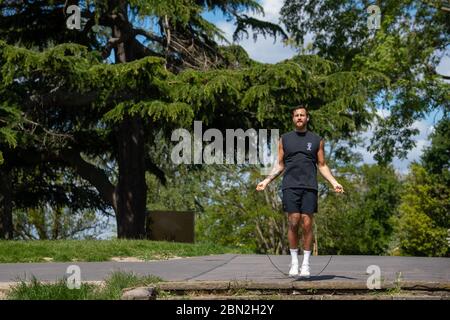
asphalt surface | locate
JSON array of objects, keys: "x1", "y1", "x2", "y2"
[{"x1": 0, "y1": 254, "x2": 448, "y2": 285}]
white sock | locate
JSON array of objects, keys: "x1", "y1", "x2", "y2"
[
  {"x1": 302, "y1": 250, "x2": 311, "y2": 266},
  {"x1": 290, "y1": 249, "x2": 299, "y2": 265}
]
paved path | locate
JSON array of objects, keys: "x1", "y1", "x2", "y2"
[{"x1": 0, "y1": 255, "x2": 448, "y2": 286}]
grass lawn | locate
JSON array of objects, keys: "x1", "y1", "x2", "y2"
[
  {"x1": 0, "y1": 239, "x2": 253, "y2": 263},
  {"x1": 6, "y1": 271, "x2": 163, "y2": 300}
]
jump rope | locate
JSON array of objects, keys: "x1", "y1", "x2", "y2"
[
  {"x1": 183, "y1": 191, "x2": 345, "y2": 281},
  {"x1": 183, "y1": 253, "x2": 333, "y2": 281},
  {"x1": 263, "y1": 188, "x2": 348, "y2": 280},
  {"x1": 265, "y1": 251, "x2": 333, "y2": 280}
]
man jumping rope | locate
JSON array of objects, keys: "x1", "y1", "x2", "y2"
[{"x1": 256, "y1": 105, "x2": 344, "y2": 277}]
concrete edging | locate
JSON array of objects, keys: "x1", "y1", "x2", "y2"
[{"x1": 156, "y1": 280, "x2": 450, "y2": 291}]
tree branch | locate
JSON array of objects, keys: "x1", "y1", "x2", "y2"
[
  {"x1": 4, "y1": 146, "x2": 117, "y2": 211},
  {"x1": 26, "y1": 90, "x2": 136, "y2": 110},
  {"x1": 102, "y1": 36, "x2": 126, "y2": 59},
  {"x1": 59, "y1": 149, "x2": 117, "y2": 211},
  {"x1": 144, "y1": 155, "x2": 167, "y2": 186},
  {"x1": 131, "y1": 38, "x2": 165, "y2": 60},
  {"x1": 20, "y1": 116, "x2": 75, "y2": 143},
  {"x1": 133, "y1": 28, "x2": 165, "y2": 44}
]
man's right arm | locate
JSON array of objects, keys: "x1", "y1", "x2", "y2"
[{"x1": 256, "y1": 138, "x2": 285, "y2": 191}]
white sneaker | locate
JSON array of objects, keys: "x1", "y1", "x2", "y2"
[
  {"x1": 289, "y1": 264, "x2": 299, "y2": 277},
  {"x1": 300, "y1": 264, "x2": 310, "y2": 278}
]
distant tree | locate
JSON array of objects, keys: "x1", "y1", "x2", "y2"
[
  {"x1": 13, "y1": 206, "x2": 109, "y2": 240},
  {"x1": 393, "y1": 164, "x2": 449, "y2": 257},
  {"x1": 391, "y1": 117, "x2": 449, "y2": 256},
  {"x1": 421, "y1": 117, "x2": 450, "y2": 179},
  {"x1": 193, "y1": 165, "x2": 287, "y2": 254},
  {"x1": 316, "y1": 164, "x2": 401, "y2": 255},
  {"x1": 11, "y1": 166, "x2": 111, "y2": 239}
]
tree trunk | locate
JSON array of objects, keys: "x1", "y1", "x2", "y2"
[
  {"x1": 0, "y1": 169, "x2": 13, "y2": 239},
  {"x1": 111, "y1": 2, "x2": 148, "y2": 239},
  {"x1": 115, "y1": 115, "x2": 147, "y2": 239}
]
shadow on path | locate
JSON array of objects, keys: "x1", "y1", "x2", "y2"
[{"x1": 293, "y1": 275, "x2": 358, "y2": 281}]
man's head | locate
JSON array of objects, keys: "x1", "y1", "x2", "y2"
[{"x1": 291, "y1": 105, "x2": 309, "y2": 131}]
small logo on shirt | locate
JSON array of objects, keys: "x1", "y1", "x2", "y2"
[{"x1": 307, "y1": 142, "x2": 312, "y2": 151}]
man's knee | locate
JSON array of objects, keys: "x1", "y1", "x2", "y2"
[
  {"x1": 288, "y1": 213, "x2": 301, "y2": 230},
  {"x1": 301, "y1": 214, "x2": 314, "y2": 231},
  {"x1": 288, "y1": 219, "x2": 300, "y2": 230}
]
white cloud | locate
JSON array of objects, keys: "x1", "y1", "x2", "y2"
[
  {"x1": 376, "y1": 108, "x2": 391, "y2": 118},
  {"x1": 217, "y1": 20, "x2": 297, "y2": 63},
  {"x1": 258, "y1": 0, "x2": 284, "y2": 23}
]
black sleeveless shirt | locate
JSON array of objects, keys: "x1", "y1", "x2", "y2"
[{"x1": 281, "y1": 130, "x2": 322, "y2": 191}]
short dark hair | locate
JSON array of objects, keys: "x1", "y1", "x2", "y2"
[{"x1": 291, "y1": 105, "x2": 309, "y2": 116}]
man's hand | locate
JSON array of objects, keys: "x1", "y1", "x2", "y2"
[
  {"x1": 332, "y1": 182, "x2": 344, "y2": 193},
  {"x1": 256, "y1": 179, "x2": 270, "y2": 191}
]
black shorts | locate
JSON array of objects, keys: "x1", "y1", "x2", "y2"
[{"x1": 282, "y1": 188, "x2": 318, "y2": 214}]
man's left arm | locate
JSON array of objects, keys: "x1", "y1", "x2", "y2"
[{"x1": 317, "y1": 139, "x2": 344, "y2": 193}]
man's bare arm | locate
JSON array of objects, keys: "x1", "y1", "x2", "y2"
[
  {"x1": 266, "y1": 140, "x2": 285, "y2": 182},
  {"x1": 317, "y1": 139, "x2": 344, "y2": 193},
  {"x1": 256, "y1": 138, "x2": 285, "y2": 191}
]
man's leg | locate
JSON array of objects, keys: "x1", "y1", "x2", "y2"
[
  {"x1": 287, "y1": 212, "x2": 301, "y2": 276},
  {"x1": 301, "y1": 213, "x2": 314, "y2": 251},
  {"x1": 300, "y1": 213, "x2": 314, "y2": 277},
  {"x1": 288, "y1": 212, "x2": 301, "y2": 249}
]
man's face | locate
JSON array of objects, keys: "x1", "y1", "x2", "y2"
[{"x1": 292, "y1": 108, "x2": 308, "y2": 129}]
